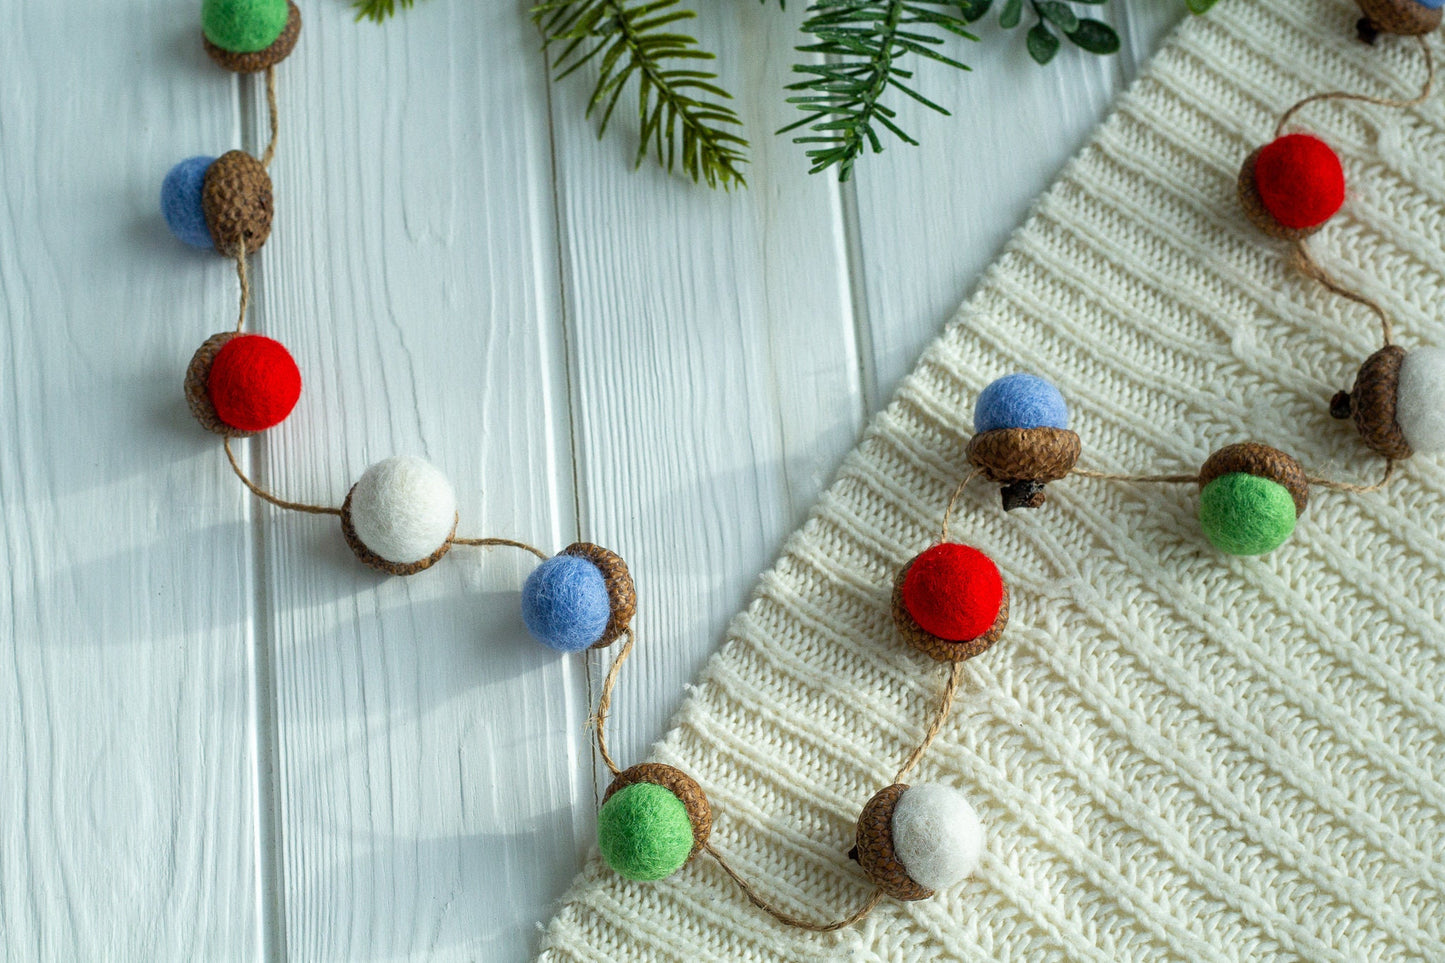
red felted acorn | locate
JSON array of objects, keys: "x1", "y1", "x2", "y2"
[
  {"x1": 891, "y1": 543, "x2": 1009, "y2": 663},
  {"x1": 185, "y1": 331, "x2": 302, "y2": 436},
  {"x1": 1238, "y1": 134, "x2": 1346, "y2": 239}
]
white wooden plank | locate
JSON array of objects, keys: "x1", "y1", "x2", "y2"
[
  {"x1": 548, "y1": 2, "x2": 866, "y2": 780},
  {"x1": 250, "y1": 3, "x2": 586, "y2": 960},
  {"x1": 849, "y1": 6, "x2": 1189, "y2": 403},
  {"x1": 0, "y1": 1, "x2": 259, "y2": 958}
]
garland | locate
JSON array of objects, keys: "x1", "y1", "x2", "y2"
[{"x1": 166, "y1": 0, "x2": 1443, "y2": 933}]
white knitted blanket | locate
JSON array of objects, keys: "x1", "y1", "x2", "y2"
[{"x1": 538, "y1": 0, "x2": 1445, "y2": 959}]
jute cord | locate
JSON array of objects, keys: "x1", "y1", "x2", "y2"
[
  {"x1": 702, "y1": 844, "x2": 886, "y2": 932},
  {"x1": 1291, "y1": 240, "x2": 1394, "y2": 345},
  {"x1": 234, "y1": 240, "x2": 250, "y2": 333},
  {"x1": 591, "y1": 628, "x2": 634, "y2": 777},
  {"x1": 451, "y1": 536, "x2": 550, "y2": 560},
  {"x1": 223, "y1": 438, "x2": 341, "y2": 516},
  {"x1": 895, "y1": 661, "x2": 965, "y2": 783},
  {"x1": 261, "y1": 67, "x2": 279, "y2": 169},
  {"x1": 1274, "y1": 35, "x2": 1435, "y2": 137}
]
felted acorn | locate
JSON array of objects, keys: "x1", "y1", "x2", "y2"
[
  {"x1": 522, "y1": 543, "x2": 636, "y2": 652},
  {"x1": 202, "y1": 0, "x2": 302, "y2": 73},
  {"x1": 1332, "y1": 345, "x2": 1445, "y2": 460},
  {"x1": 892, "y1": 543, "x2": 1009, "y2": 663},
  {"x1": 965, "y1": 373, "x2": 1081, "y2": 511},
  {"x1": 161, "y1": 150, "x2": 274, "y2": 255},
  {"x1": 851, "y1": 783, "x2": 984, "y2": 901},
  {"x1": 597, "y1": 763, "x2": 711, "y2": 882},
  {"x1": 341, "y1": 456, "x2": 459, "y2": 576},
  {"x1": 1238, "y1": 134, "x2": 1346, "y2": 240},
  {"x1": 1197, "y1": 443, "x2": 1310, "y2": 557},
  {"x1": 185, "y1": 331, "x2": 302, "y2": 436},
  {"x1": 1355, "y1": 0, "x2": 1442, "y2": 44}
]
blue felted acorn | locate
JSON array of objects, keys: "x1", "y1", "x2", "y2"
[
  {"x1": 965, "y1": 373, "x2": 1081, "y2": 511},
  {"x1": 522, "y1": 542, "x2": 636, "y2": 652},
  {"x1": 160, "y1": 151, "x2": 273, "y2": 255}
]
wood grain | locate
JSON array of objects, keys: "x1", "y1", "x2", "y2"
[{"x1": 0, "y1": 0, "x2": 259, "y2": 957}]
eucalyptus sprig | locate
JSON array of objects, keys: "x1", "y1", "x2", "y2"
[
  {"x1": 533, "y1": 0, "x2": 749, "y2": 188},
  {"x1": 352, "y1": 0, "x2": 420, "y2": 22},
  {"x1": 782, "y1": 1, "x2": 979, "y2": 181},
  {"x1": 957, "y1": 0, "x2": 1119, "y2": 65}
]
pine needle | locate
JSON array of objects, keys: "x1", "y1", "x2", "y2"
[
  {"x1": 782, "y1": 0, "x2": 977, "y2": 180},
  {"x1": 352, "y1": 0, "x2": 420, "y2": 23},
  {"x1": 534, "y1": 0, "x2": 749, "y2": 188}
]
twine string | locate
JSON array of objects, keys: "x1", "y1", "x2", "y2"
[
  {"x1": 261, "y1": 67, "x2": 280, "y2": 169},
  {"x1": 451, "y1": 536, "x2": 550, "y2": 560},
  {"x1": 1274, "y1": 35, "x2": 1435, "y2": 138},
  {"x1": 1070, "y1": 467, "x2": 1200, "y2": 484},
  {"x1": 234, "y1": 239, "x2": 250, "y2": 333},
  {"x1": 223, "y1": 438, "x2": 341, "y2": 516},
  {"x1": 703, "y1": 845, "x2": 885, "y2": 933},
  {"x1": 1291, "y1": 240, "x2": 1394, "y2": 345},
  {"x1": 939, "y1": 470, "x2": 978, "y2": 543},
  {"x1": 591, "y1": 629, "x2": 635, "y2": 777},
  {"x1": 895, "y1": 660, "x2": 965, "y2": 783},
  {"x1": 1308, "y1": 458, "x2": 1396, "y2": 493}
]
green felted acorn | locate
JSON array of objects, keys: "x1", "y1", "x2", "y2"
[
  {"x1": 1196, "y1": 443, "x2": 1310, "y2": 557},
  {"x1": 596, "y1": 763, "x2": 711, "y2": 882}
]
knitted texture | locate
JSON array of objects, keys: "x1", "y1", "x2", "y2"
[
  {"x1": 523, "y1": 554, "x2": 613, "y2": 652},
  {"x1": 540, "y1": 1, "x2": 1445, "y2": 959},
  {"x1": 597, "y1": 784, "x2": 697, "y2": 882}
]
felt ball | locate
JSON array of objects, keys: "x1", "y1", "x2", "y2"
[
  {"x1": 891, "y1": 785, "x2": 985, "y2": 892},
  {"x1": 202, "y1": 0, "x2": 289, "y2": 53},
  {"x1": 596, "y1": 782, "x2": 695, "y2": 882},
  {"x1": 161, "y1": 156, "x2": 217, "y2": 249},
  {"x1": 205, "y1": 334, "x2": 301, "y2": 432},
  {"x1": 347, "y1": 457, "x2": 458, "y2": 565},
  {"x1": 1396, "y1": 347, "x2": 1445, "y2": 454},
  {"x1": 522, "y1": 554, "x2": 612, "y2": 653},
  {"x1": 974, "y1": 374, "x2": 1069, "y2": 434},
  {"x1": 900, "y1": 544, "x2": 1005, "y2": 642},
  {"x1": 1253, "y1": 135, "x2": 1345, "y2": 231},
  {"x1": 1198, "y1": 473, "x2": 1298, "y2": 556}
]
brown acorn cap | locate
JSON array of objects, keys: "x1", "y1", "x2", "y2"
[
  {"x1": 185, "y1": 331, "x2": 255, "y2": 438},
  {"x1": 891, "y1": 553, "x2": 1010, "y2": 664},
  {"x1": 1199, "y1": 442, "x2": 1310, "y2": 517},
  {"x1": 966, "y1": 427, "x2": 1081, "y2": 484},
  {"x1": 603, "y1": 763, "x2": 711, "y2": 858},
  {"x1": 562, "y1": 542, "x2": 636, "y2": 649},
  {"x1": 854, "y1": 784, "x2": 932, "y2": 901},
  {"x1": 339, "y1": 488, "x2": 457, "y2": 576},
  {"x1": 1238, "y1": 147, "x2": 1324, "y2": 241},
  {"x1": 202, "y1": 150, "x2": 274, "y2": 256},
  {"x1": 1357, "y1": 0, "x2": 1441, "y2": 36},
  {"x1": 1344, "y1": 345, "x2": 1413, "y2": 460},
  {"x1": 204, "y1": 1, "x2": 303, "y2": 73}
]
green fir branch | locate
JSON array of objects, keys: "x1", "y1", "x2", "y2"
[
  {"x1": 534, "y1": 0, "x2": 749, "y2": 188},
  {"x1": 781, "y1": 1, "x2": 978, "y2": 181},
  {"x1": 352, "y1": 0, "x2": 421, "y2": 23}
]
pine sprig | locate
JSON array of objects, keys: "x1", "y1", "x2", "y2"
[
  {"x1": 782, "y1": 1, "x2": 978, "y2": 181},
  {"x1": 534, "y1": 0, "x2": 749, "y2": 188},
  {"x1": 352, "y1": 0, "x2": 420, "y2": 23}
]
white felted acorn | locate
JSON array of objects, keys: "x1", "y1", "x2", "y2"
[
  {"x1": 1396, "y1": 347, "x2": 1445, "y2": 454},
  {"x1": 341, "y1": 456, "x2": 459, "y2": 576},
  {"x1": 854, "y1": 783, "x2": 984, "y2": 900}
]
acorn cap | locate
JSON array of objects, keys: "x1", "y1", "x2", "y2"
[
  {"x1": 1338, "y1": 345, "x2": 1413, "y2": 460},
  {"x1": 891, "y1": 554, "x2": 1010, "y2": 664},
  {"x1": 562, "y1": 542, "x2": 636, "y2": 649},
  {"x1": 204, "y1": 1, "x2": 303, "y2": 73},
  {"x1": 854, "y1": 784, "x2": 932, "y2": 901},
  {"x1": 339, "y1": 489, "x2": 457, "y2": 576},
  {"x1": 966, "y1": 427, "x2": 1081, "y2": 484},
  {"x1": 1238, "y1": 147, "x2": 1325, "y2": 241},
  {"x1": 1356, "y1": 0, "x2": 1441, "y2": 37},
  {"x1": 1199, "y1": 443, "x2": 1310, "y2": 517},
  {"x1": 603, "y1": 763, "x2": 711, "y2": 858},
  {"x1": 186, "y1": 331, "x2": 254, "y2": 438},
  {"x1": 203, "y1": 150, "x2": 274, "y2": 256}
]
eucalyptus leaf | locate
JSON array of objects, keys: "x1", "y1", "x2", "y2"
[
  {"x1": 1027, "y1": 20, "x2": 1060, "y2": 64},
  {"x1": 1035, "y1": 0, "x2": 1078, "y2": 31},
  {"x1": 1066, "y1": 18, "x2": 1120, "y2": 53},
  {"x1": 958, "y1": 0, "x2": 993, "y2": 22},
  {"x1": 999, "y1": 0, "x2": 1023, "y2": 29}
]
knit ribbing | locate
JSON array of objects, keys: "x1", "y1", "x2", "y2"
[{"x1": 538, "y1": 1, "x2": 1445, "y2": 959}]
